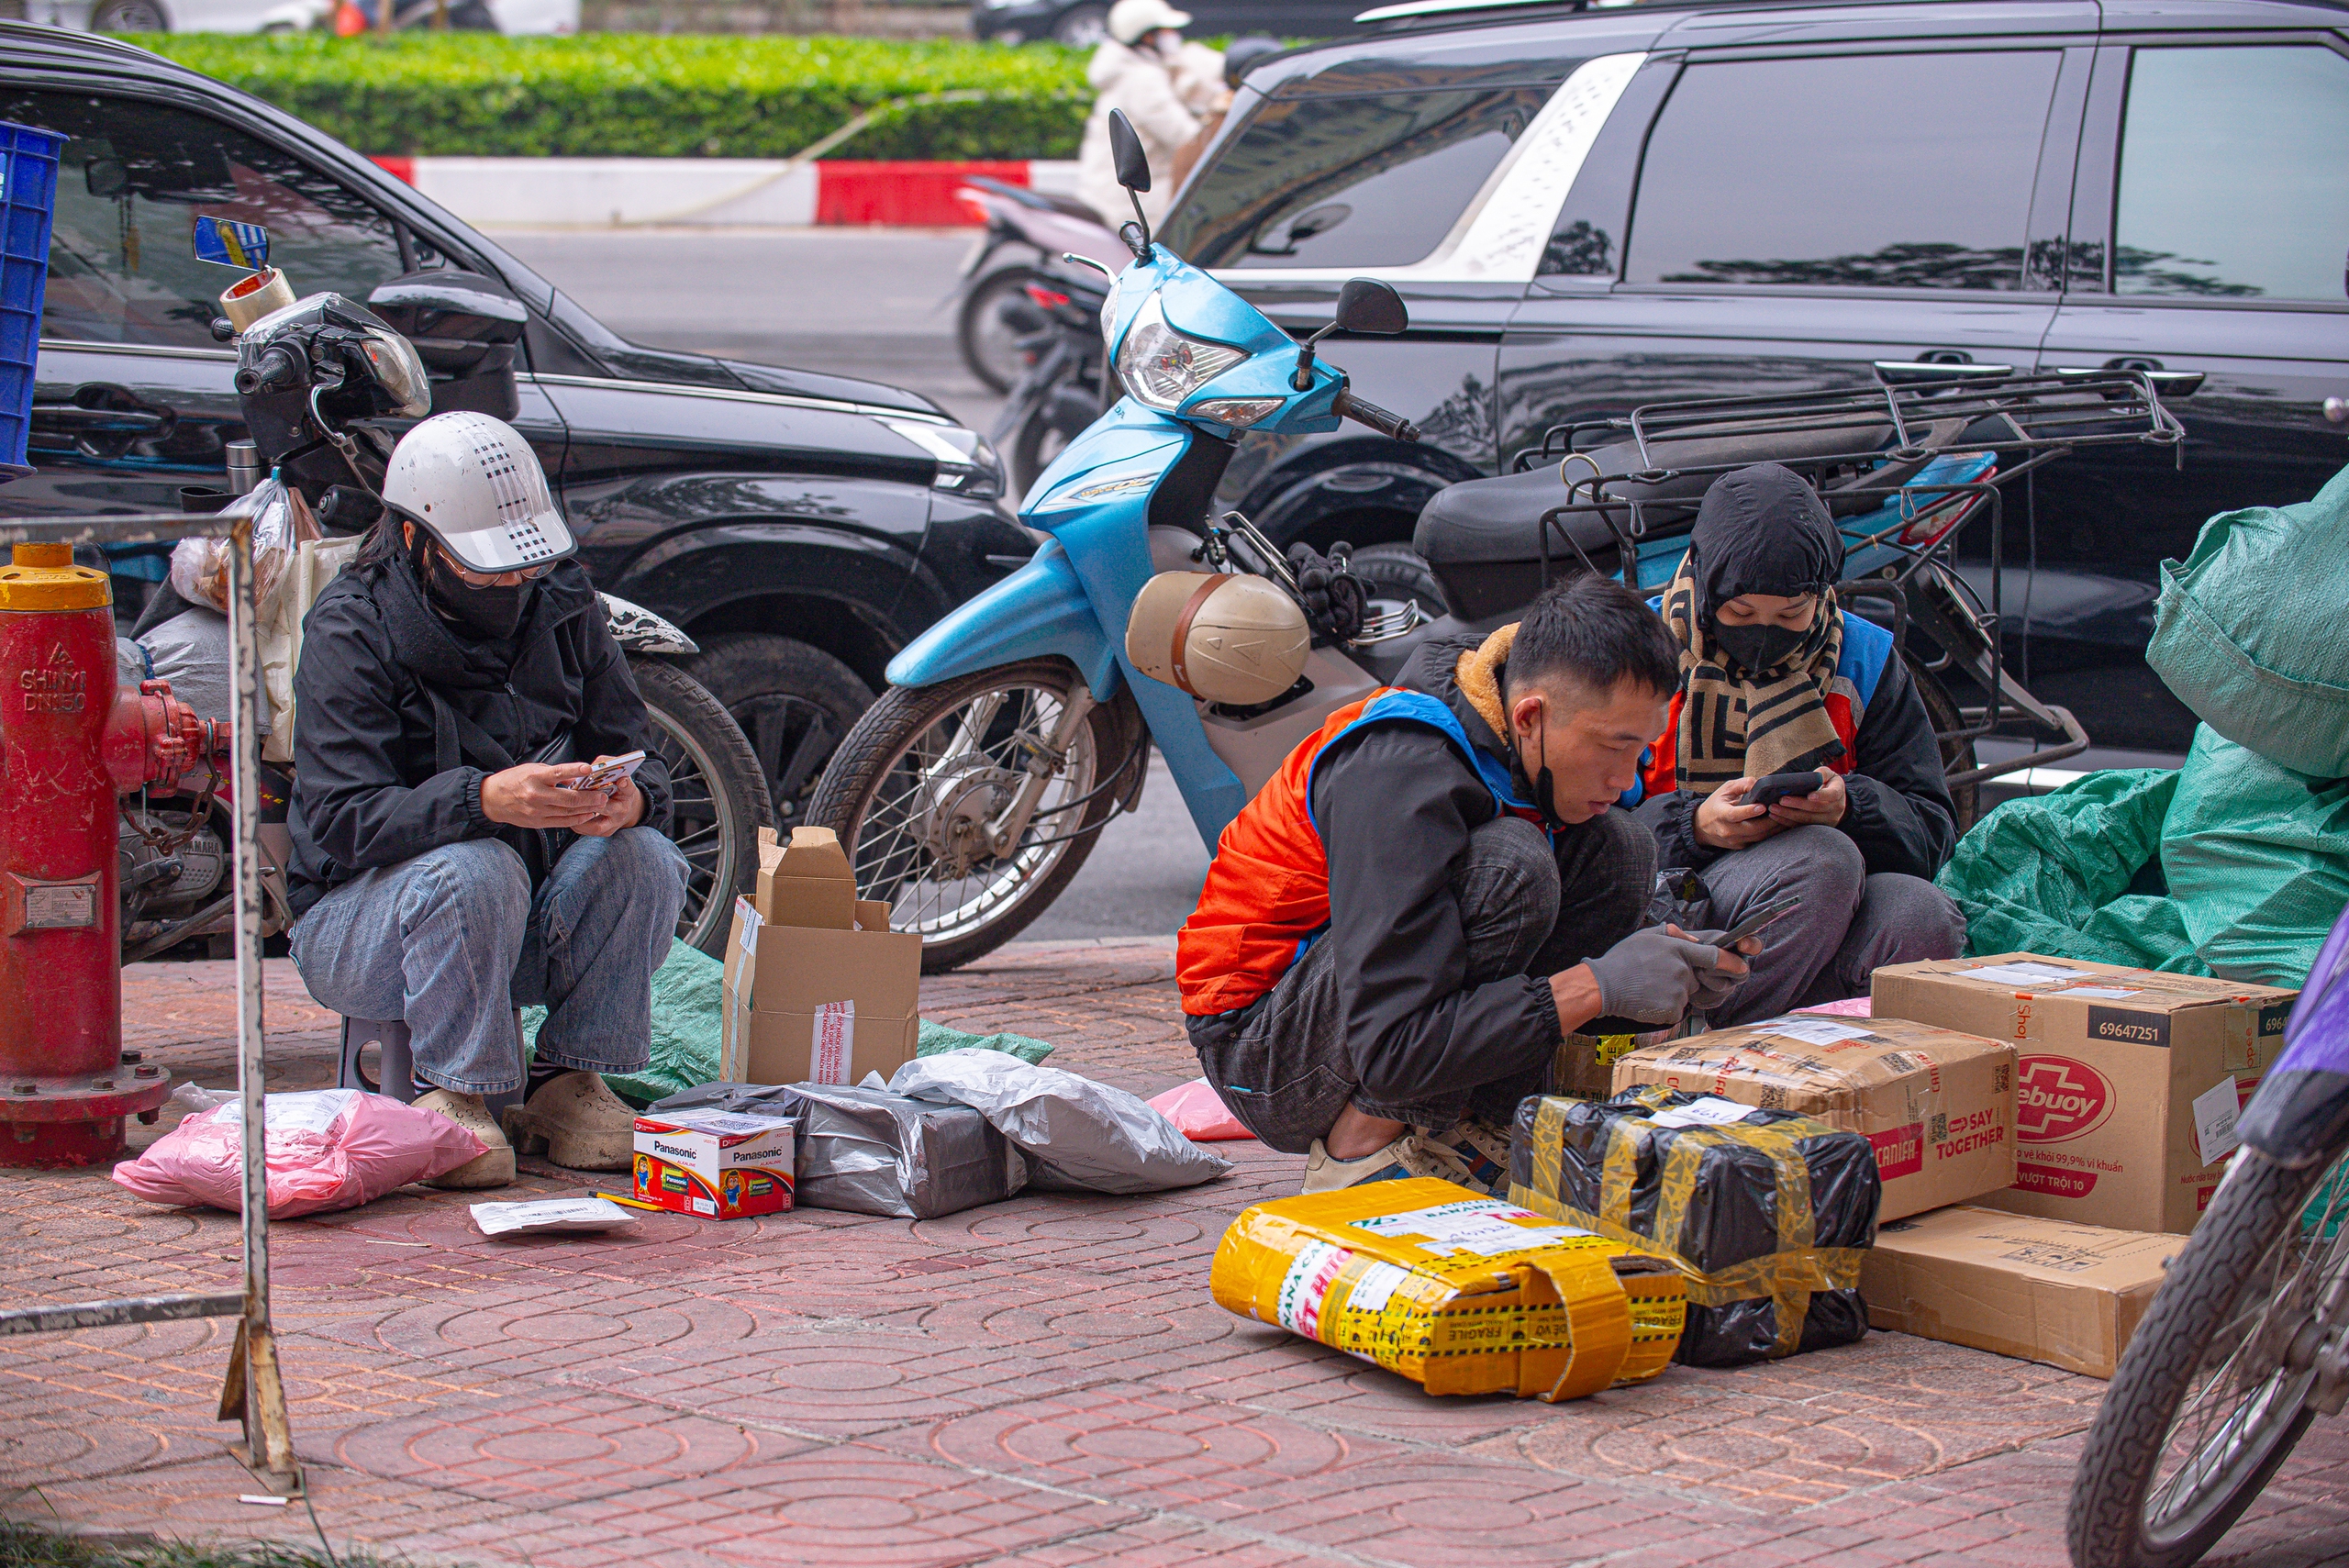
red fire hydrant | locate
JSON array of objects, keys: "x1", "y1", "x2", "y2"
[{"x1": 0, "y1": 542, "x2": 222, "y2": 1167}]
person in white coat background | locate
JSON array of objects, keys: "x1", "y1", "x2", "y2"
[{"x1": 1076, "y1": 0, "x2": 1210, "y2": 227}]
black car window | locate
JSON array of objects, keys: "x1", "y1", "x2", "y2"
[
  {"x1": 2114, "y1": 45, "x2": 2349, "y2": 302},
  {"x1": 1624, "y1": 51, "x2": 2061, "y2": 291},
  {"x1": 0, "y1": 89, "x2": 406, "y2": 350},
  {"x1": 1162, "y1": 84, "x2": 1557, "y2": 270}
]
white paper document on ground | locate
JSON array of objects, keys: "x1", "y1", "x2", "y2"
[{"x1": 471, "y1": 1198, "x2": 638, "y2": 1237}]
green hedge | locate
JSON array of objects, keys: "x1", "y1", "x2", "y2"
[{"x1": 132, "y1": 34, "x2": 1093, "y2": 160}]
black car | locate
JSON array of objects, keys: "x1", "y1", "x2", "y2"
[
  {"x1": 0, "y1": 24, "x2": 1030, "y2": 821},
  {"x1": 972, "y1": 0, "x2": 1360, "y2": 47},
  {"x1": 1159, "y1": 0, "x2": 2349, "y2": 753}
]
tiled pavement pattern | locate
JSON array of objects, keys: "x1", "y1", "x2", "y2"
[{"x1": 4, "y1": 938, "x2": 2348, "y2": 1567}]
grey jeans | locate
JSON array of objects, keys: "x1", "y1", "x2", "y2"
[
  {"x1": 1657, "y1": 824, "x2": 1965, "y2": 1028},
  {"x1": 290, "y1": 828, "x2": 687, "y2": 1096},
  {"x1": 1191, "y1": 809, "x2": 1654, "y2": 1154}
]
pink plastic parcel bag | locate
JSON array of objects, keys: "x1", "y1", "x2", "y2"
[
  {"x1": 113, "y1": 1088, "x2": 484, "y2": 1218},
  {"x1": 1146, "y1": 1078, "x2": 1256, "y2": 1141}
]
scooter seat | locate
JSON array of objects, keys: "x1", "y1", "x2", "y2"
[{"x1": 1413, "y1": 466, "x2": 1629, "y2": 620}]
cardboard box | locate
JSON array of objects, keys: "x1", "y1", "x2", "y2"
[
  {"x1": 1860, "y1": 1205, "x2": 2189, "y2": 1377},
  {"x1": 722, "y1": 827, "x2": 922, "y2": 1089},
  {"x1": 1872, "y1": 953, "x2": 2296, "y2": 1233},
  {"x1": 1612, "y1": 1014, "x2": 2017, "y2": 1222},
  {"x1": 631, "y1": 1110, "x2": 796, "y2": 1218}
]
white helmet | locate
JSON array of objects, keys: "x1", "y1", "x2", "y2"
[
  {"x1": 1108, "y1": 0, "x2": 1189, "y2": 44},
  {"x1": 381, "y1": 411, "x2": 574, "y2": 574},
  {"x1": 1126, "y1": 570, "x2": 1308, "y2": 706}
]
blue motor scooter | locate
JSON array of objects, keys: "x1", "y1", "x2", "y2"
[{"x1": 808, "y1": 110, "x2": 2186, "y2": 972}]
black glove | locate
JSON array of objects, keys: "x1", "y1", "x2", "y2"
[
  {"x1": 1286, "y1": 542, "x2": 1368, "y2": 644},
  {"x1": 1583, "y1": 927, "x2": 1730, "y2": 1026}
]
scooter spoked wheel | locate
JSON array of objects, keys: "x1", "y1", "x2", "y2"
[
  {"x1": 2068, "y1": 1148, "x2": 2349, "y2": 1568},
  {"x1": 631, "y1": 656, "x2": 774, "y2": 959},
  {"x1": 959, "y1": 267, "x2": 1045, "y2": 395},
  {"x1": 807, "y1": 659, "x2": 1140, "y2": 973}
]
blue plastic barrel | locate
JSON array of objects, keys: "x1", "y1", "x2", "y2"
[{"x1": 0, "y1": 120, "x2": 61, "y2": 480}]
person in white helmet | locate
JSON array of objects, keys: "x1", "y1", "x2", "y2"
[
  {"x1": 284, "y1": 411, "x2": 687, "y2": 1190},
  {"x1": 1076, "y1": 0, "x2": 1207, "y2": 228}
]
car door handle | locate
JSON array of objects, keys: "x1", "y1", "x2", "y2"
[
  {"x1": 2052, "y1": 359, "x2": 2207, "y2": 398},
  {"x1": 1873, "y1": 360, "x2": 2016, "y2": 384},
  {"x1": 28, "y1": 384, "x2": 178, "y2": 460},
  {"x1": 28, "y1": 404, "x2": 169, "y2": 434}
]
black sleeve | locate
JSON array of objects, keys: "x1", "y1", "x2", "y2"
[
  {"x1": 1311, "y1": 726, "x2": 1562, "y2": 1107},
  {"x1": 1632, "y1": 786, "x2": 1717, "y2": 873},
  {"x1": 290, "y1": 595, "x2": 491, "y2": 873},
  {"x1": 1840, "y1": 653, "x2": 1958, "y2": 878},
  {"x1": 568, "y1": 612, "x2": 674, "y2": 836}
]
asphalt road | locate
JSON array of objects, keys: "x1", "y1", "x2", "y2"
[{"x1": 497, "y1": 227, "x2": 1209, "y2": 942}]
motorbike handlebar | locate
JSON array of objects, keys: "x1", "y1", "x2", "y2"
[
  {"x1": 234, "y1": 342, "x2": 306, "y2": 397},
  {"x1": 1330, "y1": 388, "x2": 1419, "y2": 443}
]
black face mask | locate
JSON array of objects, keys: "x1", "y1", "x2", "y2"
[
  {"x1": 421, "y1": 548, "x2": 535, "y2": 640},
  {"x1": 1712, "y1": 620, "x2": 1807, "y2": 675},
  {"x1": 1508, "y1": 700, "x2": 1568, "y2": 832}
]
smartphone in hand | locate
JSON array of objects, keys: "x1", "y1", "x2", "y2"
[
  {"x1": 1747, "y1": 770, "x2": 1827, "y2": 807},
  {"x1": 565, "y1": 751, "x2": 646, "y2": 793}
]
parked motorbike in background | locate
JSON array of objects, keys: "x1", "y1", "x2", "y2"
[
  {"x1": 954, "y1": 175, "x2": 1124, "y2": 395},
  {"x1": 812, "y1": 112, "x2": 2193, "y2": 973},
  {"x1": 117, "y1": 218, "x2": 769, "y2": 963},
  {"x1": 2069, "y1": 903, "x2": 2349, "y2": 1568},
  {"x1": 989, "y1": 261, "x2": 1110, "y2": 498}
]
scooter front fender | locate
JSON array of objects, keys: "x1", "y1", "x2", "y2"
[{"x1": 885, "y1": 539, "x2": 1122, "y2": 696}]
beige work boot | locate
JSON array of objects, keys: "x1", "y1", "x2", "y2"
[
  {"x1": 412, "y1": 1088, "x2": 516, "y2": 1190},
  {"x1": 1424, "y1": 1118, "x2": 1512, "y2": 1196},
  {"x1": 501, "y1": 1070, "x2": 634, "y2": 1172},
  {"x1": 1301, "y1": 1132, "x2": 1476, "y2": 1195}
]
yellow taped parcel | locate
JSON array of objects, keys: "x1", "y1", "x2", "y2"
[{"x1": 1209, "y1": 1178, "x2": 1687, "y2": 1400}]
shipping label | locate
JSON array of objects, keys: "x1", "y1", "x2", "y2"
[
  {"x1": 1351, "y1": 1199, "x2": 1589, "y2": 1256},
  {"x1": 1646, "y1": 1095, "x2": 1761, "y2": 1129},
  {"x1": 811, "y1": 999, "x2": 855, "y2": 1084},
  {"x1": 2192, "y1": 1076, "x2": 2243, "y2": 1166},
  {"x1": 1757, "y1": 1016, "x2": 1880, "y2": 1047},
  {"x1": 1962, "y1": 961, "x2": 2097, "y2": 988}
]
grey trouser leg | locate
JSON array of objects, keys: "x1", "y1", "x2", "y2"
[
  {"x1": 1190, "y1": 808, "x2": 1654, "y2": 1153},
  {"x1": 292, "y1": 828, "x2": 687, "y2": 1095},
  {"x1": 1680, "y1": 825, "x2": 1965, "y2": 1028}
]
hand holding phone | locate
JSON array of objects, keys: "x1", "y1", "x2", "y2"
[{"x1": 565, "y1": 751, "x2": 646, "y2": 793}]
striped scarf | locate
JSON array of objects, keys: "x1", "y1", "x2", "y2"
[{"x1": 1660, "y1": 552, "x2": 1849, "y2": 789}]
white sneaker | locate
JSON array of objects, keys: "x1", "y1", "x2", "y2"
[
  {"x1": 500, "y1": 1070, "x2": 635, "y2": 1172},
  {"x1": 1301, "y1": 1132, "x2": 1476, "y2": 1195},
  {"x1": 1424, "y1": 1118, "x2": 1512, "y2": 1196},
  {"x1": 412, "y1": 1089, "x2": 516, "y2": 1190}
]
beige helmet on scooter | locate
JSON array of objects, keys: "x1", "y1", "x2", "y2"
[
  {"x1": 1127, "y1": 571, "x2": 1309, "y2": 706},
  {"x1": 380, "y1": 410, "x2": 575, "y2": 574}
]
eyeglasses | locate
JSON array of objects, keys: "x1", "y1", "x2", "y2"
[{"x1": 436, "y1": 548, "x2": 556, "y2": 588}]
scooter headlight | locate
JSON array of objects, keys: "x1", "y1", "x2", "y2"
[{"x1": 1114, "y1": 295, "x2": 1245, "y2": 412}]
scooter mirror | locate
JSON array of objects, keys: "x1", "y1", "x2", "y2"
[
  {"x1": 1108, "y1": 109, "x2": 1152, "y2": 195},
  {"x1": 1334, "y1": 278, "x2": 1408, "y2": 336},
  {"x1": 192, "y1": 216, "x2": 271, "y2": 272}
]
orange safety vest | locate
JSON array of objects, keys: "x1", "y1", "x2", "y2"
[{"x1": 1176, "y1": 686, "x2": 1540, "y2": 1018}]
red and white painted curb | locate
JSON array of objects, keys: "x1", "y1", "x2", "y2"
[{"x1": 372, "y1": 156, "x2": 1082, "y2": 228}]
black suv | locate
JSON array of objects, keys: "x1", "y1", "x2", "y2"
[
  {"x1": 1161, "y1": 0, "x2": 2349, "y2": 752},
  {"x1": 0, "y1": 25, "x2": 1032, "y2": 817}
]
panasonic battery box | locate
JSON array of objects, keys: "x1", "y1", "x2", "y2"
[{"x1": 631, "y1": 1109, "x2": 796, "y2": 1219}]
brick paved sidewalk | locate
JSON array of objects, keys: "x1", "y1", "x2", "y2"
[{"x1": 3, "y1": 939, "x2": 2346, "y2": 1568}]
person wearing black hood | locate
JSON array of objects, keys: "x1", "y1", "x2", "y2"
[
  {"x1": 284, "y1": 412, "x2": 687, "y2": 1190},
  {"x1": 1631, "y1": 462, "x2": 1965, "y2": 1024}
]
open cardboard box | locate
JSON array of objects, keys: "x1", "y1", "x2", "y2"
[{"x1": 721, "y1": 827, "x2": 922, "y2": 1088}]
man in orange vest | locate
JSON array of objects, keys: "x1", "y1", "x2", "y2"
[{"x1": 1177, "y1": 575, "x2": 1757, "y2": 1193}]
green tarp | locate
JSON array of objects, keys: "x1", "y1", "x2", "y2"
[{"x1": 521, "y1": 940, "x2": 1055, "y2": 1105}]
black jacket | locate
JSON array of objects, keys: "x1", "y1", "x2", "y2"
[
  {"x1": 1631, "y1": 644, "x2": 1956, "y2": 880},
  {"x1": 286, "y1": 553, "x2": 673, "y2": 917},
  {"x1": 1290, "y1": 631, "x2": 1568, "y2": 1105}
]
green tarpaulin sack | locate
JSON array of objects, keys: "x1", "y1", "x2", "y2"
[
  {"x1": 2148, "y1": 460, "x2": 2349, "y2": 778},
  {"x1": 523, "y1": 939, "x2": 1055, "y2": 1105},
  {"x1": 2161, "y1": 728, "x2": 2349, "y2": 988},
  {"x1": 1934, "y1": 766, "x2": 2199, "y2": 974}
]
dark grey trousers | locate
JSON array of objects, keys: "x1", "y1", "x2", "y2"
[
  {"x1": 1653, "y1": 824, "x2": 1966, "y2": 1028},
  {"x1": 1189, "y1": 809, "x2": 1654, "y2": 1154}
]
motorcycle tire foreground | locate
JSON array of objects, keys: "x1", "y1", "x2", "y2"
[
  {"x1": 811, "y1": 109, "x2": 2200, "y2": 974},
  {"x1": 2068, "y1": 905, "x2": 2349, "y2": 1568},
  {"x1": 121, "y1": 218, "x2": 771, "y2": 965}
]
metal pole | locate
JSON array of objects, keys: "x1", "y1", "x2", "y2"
[{"x1": 226, "y1": 513, "x2": 300, "y2": 1494}]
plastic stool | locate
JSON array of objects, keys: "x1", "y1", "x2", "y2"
[{"x1": 337, "y1": 1013, "x2": 527, "y2": 1116}]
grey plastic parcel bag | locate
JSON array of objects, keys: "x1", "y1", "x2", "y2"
[
  {"x1": 887, "y1": 1050, "x2": 1231, "y2": 1195},
  {"x1": 646, "y1": 1080, "x2": 1023, "y2": 1219}
]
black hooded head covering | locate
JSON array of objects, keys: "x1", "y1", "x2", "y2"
[{"x1": 1687, "y1": 462, "x2": 1843, "y2": 628}]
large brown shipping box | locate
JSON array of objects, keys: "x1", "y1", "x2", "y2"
[
  {"x1": 1872, "y1": 954, "x2": 2295, "y2": 1233},
  {"x1": 1860, "y1": 1206, "x2": 2188, "y2": 1377},
  {"x1": 1611, "y1": 1014, "x2": 2015, "y2": 1221},
  {"x1": 720, "y1": 828, "x2": 922, "y2": 1088}
]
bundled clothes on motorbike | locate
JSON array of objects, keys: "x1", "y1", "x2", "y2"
[
  {"x1": 285, "y1": 413, "x2": 687, "y2": 1189},
  {"x1": 1178, "y1": 576, "x2": 1756, "y2": 1194},
  {"x1": 1631, "y1": 463, "x2": 1965, "y2": 1023}
]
